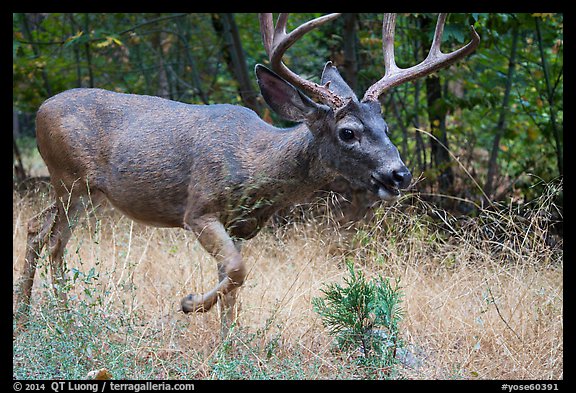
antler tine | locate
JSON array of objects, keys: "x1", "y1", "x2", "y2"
[
  {"x1": 363, "y1": 13, "x2": 480, "y2": 102},
  {"x1": 382, "y1": 13, "x2": 399, "y2": 75},
  {"x1": 259, "y1": 13, "x2": 274, "y2": 57},
  {"x1": 258, "y1": 13, "x2": 345, "y2": 108},
  {"x1": 274, "y1": 13, "x2": 290, "y2": 40},
  {"x1": 427, "y1": 13, "x2": 449, "y2": 61}
]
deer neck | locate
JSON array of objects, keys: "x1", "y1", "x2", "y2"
[
  {"x1": 254, "y1": 123, "x2": 335, "y2": 199},
  {"x1": 221, "y1": 122, "x2": 336, "y2": 239}
]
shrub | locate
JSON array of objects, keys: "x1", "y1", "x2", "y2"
[{"x1": 313, "y1": 261, "x2": 404, "y2": 377}]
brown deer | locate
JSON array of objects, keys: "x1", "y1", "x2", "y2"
[{"x1": 14, "y1": 13, "x2": 479, "y2": 336}]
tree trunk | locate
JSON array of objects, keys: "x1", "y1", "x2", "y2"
[
  {"x1": 389, "y1": 93, "x2": 409, "y2": 159},
  {"x1": 418, "y1": 15, "x2": 452, "y2": 195},
  {"x1": 177, "y1": 16, "x2": 209, "y2": 104},
  {"x1": 67, "y1": 14, "x2": 83, "y2": 87},
  {"x1": 413, "y1": 79, "x2": 427, "y2": 175},
  {"x1": 211, "y1": 13, "x2": 262, "y2": 115},
  {"x1": 410, "y1": 19, "x2": 426, "y2": 176},
  {"x1": 426, "y1": 74, "x2": 453, "y2": 194},
  {"x1": 483, "y1": 23, "x2": 519, "y2": 201},
  {"x1": 535, "y1": 16, "x2": 562, "y2": 177},
  {"x1": 342, "y1": 13, "x2": 358, "y2": 93},
  {"x1": 19, "y1": 13, "x2": 53, "y2": 96},
  {"x1": 13, "y1": 109, "x2": 27, "y2": 183},
  {"x1": 150, "y1": 13, "x2": 170, "y2": 99},
  {"x1": 82, "y1": 13, "x2": 94, "y2": 88}
]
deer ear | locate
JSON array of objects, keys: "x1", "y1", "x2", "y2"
[
  {"x1": 321, "y1": 61, "x2": 357, "y2": 100},
  {"x1": 255, "y1": 64, "x2": 323, "y2": 122}
]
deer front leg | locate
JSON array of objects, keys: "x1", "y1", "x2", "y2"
[
  {"x1": 181, "y1": 215, "x2": 246, "y2": 335},
  {"x1": 217, "y1": 240, "x2": 243, "y2": 336}
]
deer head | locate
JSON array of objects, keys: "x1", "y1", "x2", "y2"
[{"x1": 256, "y1": 13, "x2": 480, "y2": 200}]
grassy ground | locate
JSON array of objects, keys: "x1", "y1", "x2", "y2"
[{"x1": 12, "y1": 184, "x2": 563, "y2": 380}]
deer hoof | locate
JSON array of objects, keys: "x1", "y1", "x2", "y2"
[{"x1": 181, "y1": 294, "x2": 210, "y2": 313}]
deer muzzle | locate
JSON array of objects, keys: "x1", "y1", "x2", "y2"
[{"x1": 371, "y1": 166, "x2": 412, "y2": 200}]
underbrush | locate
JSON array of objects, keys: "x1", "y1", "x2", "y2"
[{"x1": 13, "y1": 179, "x2": 562, "y2": 380}]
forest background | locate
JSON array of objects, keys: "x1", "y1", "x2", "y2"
[{"x1": 13, "y1": 13, "x2": 563, "y2": 213}]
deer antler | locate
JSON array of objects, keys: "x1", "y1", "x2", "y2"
[
  {"x1": 259, "y1": 13, "x2": 346, "y2": 108},
  {"x1": 362, "y1": 13, "x2": 480, "y2": 102}
]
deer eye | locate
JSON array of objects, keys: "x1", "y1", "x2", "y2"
[{"x1": 339, "y1": 128, "x2": 355, "y2": 142}]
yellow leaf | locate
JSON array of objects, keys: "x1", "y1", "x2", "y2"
[
  {"x1": 532, "y1": 13, "x2": 555, "y2": 19},
  {"x1": 95, "y1": 36, "x2": 122, "y2": 49},
  {"x1": 527, "y1": 127, "x2": 538, "y2": 142},
  {"x1": 500, "y1": 144, "x2": 509, "y2": 152},
  {"x1": 95, "y1": 37, "x2": 113, "y2": 48},
  {"x1": 65, "y1": 30, "x2": 83, "y2": 44}
]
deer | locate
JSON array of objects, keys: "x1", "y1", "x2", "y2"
[{"x1": 14, "y1": 13, "x2": 479, "y2": 337}]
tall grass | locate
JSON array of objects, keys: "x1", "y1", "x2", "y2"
[{"x1": 12, "y1": 180, "x2": 562, "y2": 379}]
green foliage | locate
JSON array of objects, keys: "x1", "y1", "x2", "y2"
[
  {"x1": 453, "y1": 13, "x2": 563, "y2": 200},
  {"x1": 12, "y1": 13, "x2": 563, "y2": 205},
  {"x1": 313, "y1": 261, "x2": 404, "y2": 376}
]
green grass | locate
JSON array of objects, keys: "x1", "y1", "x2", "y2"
[{"x1": 13, "y1": 293, "x2": 344, "y2": 380}]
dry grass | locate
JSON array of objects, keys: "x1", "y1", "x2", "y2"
[{"x1": 12, "y1": 185, "x2": 563, "y2": 380}]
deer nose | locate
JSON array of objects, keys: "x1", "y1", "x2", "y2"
[
  {"x1": 391, "y1": 167, "x2": 412, "y2": 190},
  {"x1": 372, "y1": 166, "x2": 412, "y2": 193}
]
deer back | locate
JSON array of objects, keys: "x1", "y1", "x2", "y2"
[{"x1": 36, "y1": 88, "x2": 332, "y2": 234}]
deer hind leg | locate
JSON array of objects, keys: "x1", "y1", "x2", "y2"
[
  {"x1": 46, "y1": 202, "x2": 79, "y2": 305},
  {"x1": 181, "y1": 215, "x2": 246, "y2": 336},
  {"x1": 14, "y1": 202, "x2": 58, "y2": 327},
  {"x1": 15, "y1": 184, "x2": 104, "y2": 329}
]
